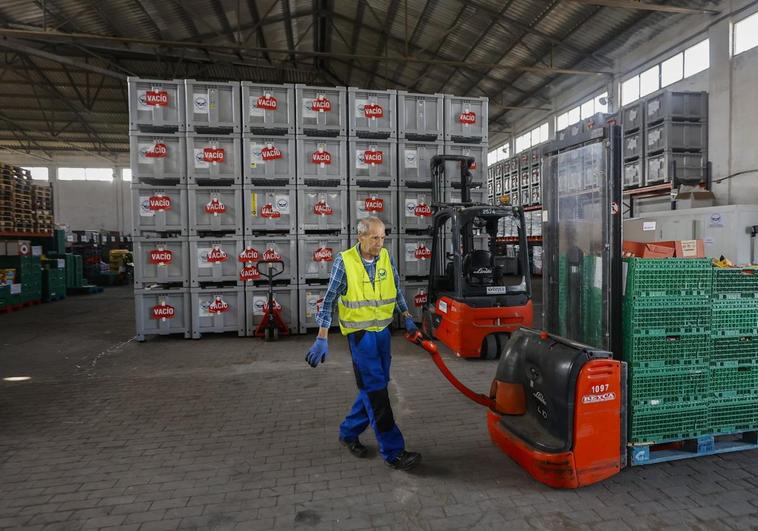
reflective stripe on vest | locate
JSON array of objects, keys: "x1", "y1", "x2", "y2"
[{"x1": 337, "y1": 245, "x2": 397, "y2": 335}]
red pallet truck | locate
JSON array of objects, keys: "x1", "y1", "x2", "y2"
[{"x1": 253, "y1": 260, "x2": 290, "y2": 341}]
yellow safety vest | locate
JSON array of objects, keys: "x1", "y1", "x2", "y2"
[{"x1": 337, "y1": 245, "x2": 397, "y2": 335}]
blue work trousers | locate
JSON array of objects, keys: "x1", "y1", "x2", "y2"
[{"x1": 338, "y1": 327, "x2": 405, "y2": 461}]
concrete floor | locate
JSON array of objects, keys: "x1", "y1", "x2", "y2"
[{"x1": 1, "y1": 286, "x2": 758, "y2": 531}]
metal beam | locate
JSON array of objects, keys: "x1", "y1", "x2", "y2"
[
  {"x1": 566, "y1": 0, "x2": 719, "y2": 15},
  {"x1": 0, "y1": 39, "x2": 127, "y2": 80},
  {"x1": 280, "y1": 0, "x2": 296, "y2": 67},
  {"x1": 346, "y1": 1, "x2": 365, "y2": 85},
  {"x1": 389, "y1": 0, "x2": 433, "y2": 83},
  {"x1": 247, "y1": 0, "x2": 272, "y2": 64},
  {"x1": 366, "y1": 0, "x2": 400, "y2": 87}
]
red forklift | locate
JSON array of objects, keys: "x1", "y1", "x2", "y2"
[{"x1": 421, "y1": 155, "x2": 534, "y2": 359}]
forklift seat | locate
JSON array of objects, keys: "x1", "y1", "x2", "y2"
[{"x1": 464, "y1": 250, "x2": 494, "y2": 286}]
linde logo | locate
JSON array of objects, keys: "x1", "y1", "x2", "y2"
[
  {"x1": 238, "y1": 247, "x2": 259, "y2": 263},
  {"x1": 413, "y1": 292, "x2": 428, "y2": 307},
  {"x1": 148, "y1": 195, "x2": 171, "y2": 211},
  {"x1": 145, "y1": 90, "x2": 168, "y2": 106},
  {"x1": 473, "y1": 267, "x2": 492, "y2": 275},
  {"x1": 151, "y1": 303, "x2": 175, "y2": 320},
  {"x1": 206, "y1": 247, "x2": 228, "y2": 263},
  {"x1": 363, "y1": 150, "x2": 383, "y2": 165},
  {"x1": 148, "y1": 249, "x2": 173, "y2": 265},
  {"x1": 313, "y1": 200, "x2": 333, "y2": 216},
  {"x1": 313, "y1": 247, "x2": 333, "y2": 262},
  {"x1": 364, "y1": 197, "x2": 384, "y2": 212},
  {"x1": 262, "y1": 249, "x2": 281, "y2": 262},
  {"x1": 144, "y1": 142, "x2": 167, "y2": 158},
  {"x1": 204, "y1": 198, "x2": 226, "y2": 215},
  {"x1": 363, "y1": 103, "x2": 384, "y2": 119},
  {"x1": 260, "y1": 204, "x2": 281, "y2": 218},
  {"x1": 203, "y1": 147, "x2": 225, "y2": 163},
  {"x1": 256, "y1": 94, "x2": 278, "y2": 110},
  {"x1": 414, "y1": 245, "x2": 432, "y2": 260},
  {"x1": 312, "y1": 96, "x2": 332, "y2": 112},
  {"x1": 458, "y1": 111, "x2": 476, "y2": 124},
  {"x1": 239, "y1": 266, "x2": 260, "y2": 281},
  {"x1": 414, "y1": 203, "x2": 432, "y2": 217},
  {"x1": 311, "y1": 151, "x2": 332, "y2": 164},
  {"x1": 261, "y1": 145, "x2": 283, "y2": 161},
  {"x1": 208, "y1": 296, "x2": 230, "y2": 314}
]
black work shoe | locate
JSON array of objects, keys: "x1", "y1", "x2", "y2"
[
  {"x1": 339, "y1": 437, "x2": 368, "y2": 458},
  {"x1": 385, "y1": 450, "x2": 422, "y2": 471}
]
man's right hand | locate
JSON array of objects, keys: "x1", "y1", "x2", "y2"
[{"x1": 305, "y1": 337, "x2": 329, "y2": 367}]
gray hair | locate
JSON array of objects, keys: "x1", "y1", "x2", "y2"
[{"x1": 356, "y1": 216, "x2": 385, "y2": 236}]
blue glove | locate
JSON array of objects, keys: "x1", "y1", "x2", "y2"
[
  {"x1": 405, "y1": 316, "x2": 418, "y2": 334},
  {"x1": 306, "y1": 337, "x2": 329, "y2": 367}
]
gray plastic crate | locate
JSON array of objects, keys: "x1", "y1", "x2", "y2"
[
  {"x1": 132, "y1": 185, "x2": 188, "y2": 236},
  {"x1": 397, "y1": 91, "x2": 444, "y2": 141},
  {"x1": 349, "y1": 187, "x2": 398, "y2": 234},
  {"x1": 448, "y1": 187, "x2": 485, "y2": 205},
  {"x1": 531, "y1": 167, "x2": 541, "y2": 188},
  {"x1": 187, "y1": 185, "x2": 242, "y2": 236},
  {"x1": 298, "y1": 234, "x2": 348, "y2": 283},
  {"x1": 403, "y1": 280, "x2": 429, "y2": 323},
  {"x1": 647, "y1": 121, "x2": 707, "y2": 154},
  {"x1": 531, "y1": 185, "x2": 541, "y2": 206},
  {"x1": 295, "y1": 84, "x2": 346, "y2": 137},
  {"x1": 134, "y1": 237, "x2": 189, "y2": 288},
  {"x1": 184, "y1": 80, "x2": 241, "y2": 133},
  {"x1": 246, "y1": 285, "x2": 299, "y2": 336},
  {"x1": 520, "y1": 170, "x2": 530, "y2": 189},
  {"x1": 487, "y1": 179, "x2": 494, "y2": 197},
  {"x1": 443, "y1": 142, "x2": 487, "y2": 186},
  {"x1": 190, "y1": 286, "x2": 246, "y2": 338},
  {"x1": 399, "y1": 234, "x2": 434, "y2": 277},
  {"x1": 189, "y1": 237, "x2": 241, "y2": 286},
  {"x1": 297, "y1": 187, "x2": 348, "y2": 234},
  {"x1": 399, "y1": 188, "x2": 434, "y2": 233},
  {"x1": 348, "y1": 87, "x2": 397, "y2": 138},
  {"x1": 296, "y1": 136, "x2": 347, "y2": 187},
  {"x1": 186, "y1": 133, "x2": 242, "y2": 184},
  {"x1": 129, "y1": 132, "x2": 186, "y2": 184},
  {"x1": 622, "y1": 102, "x2": 643, "y2": 133},
  {"x1": 646, "y1": 151, "x2": 705, "y2": 185},
  {"x1": 299, "y1": 284, "x2": 337, "y2": 333},
  {"x1": 243, "y1": 236, "x2": 298, "y2": 283},
  {"x1": 348, "y1": 138, "x2": 397, "y2": 187},
  {"x1": 444, "y1": 95, "x2": 488, "y2": 143},
  {"x1": 242, "y1": 134, "x2": 296, "y2": 186},
  {"x1": 645, "y1": 91, "x2": 708, "y2": 125},
  {"x1": 494, "y1": 176, "x2": 502, "y2": 195},
  {"x1": 244, "y1": 187, "x2": 297, "y2": 234},
  {"x1": 128, "y1": 77, "x2": 185, "y2": 132},
  {"x1": 134, "y1": 287, "x2": 191, "y2": 340},
  {"x1": 623, "y1": 131, "x2": 642, "y2": 160},
  {"x1": 398, "y1": 140, "x2": 444, "y2": 187},
  {"x1": 624, "y1": 159, "x2": 644, "y2": 189},
  {"x1": 241, "y1": 82, "x2": 294, "y2": 135}
]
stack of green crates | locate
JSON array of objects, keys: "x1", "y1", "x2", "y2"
[
  {"x1": 710, "y1": 268, "x2": 758, "y2": 433},
  {"x1": 42, "y1": 268, "x2": 66, "y2": 302},
  {"x1": 0, "y1": 255, "x2": 42, "y2": 304},
  {"x1": 64, "y1": 253, "x2": 85, "y2": 289},
  {"x1": 623, "y1": 258, "x2": 713, "y2": 443}
]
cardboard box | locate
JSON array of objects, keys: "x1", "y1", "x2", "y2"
[
  {"x1": 623, "y1": 239, "x2": 705, "y2": 259},
  {"x1": 675, "y1": 190, "x2": 715, "y2": 209},
  {"x1": 6, "y1": 240, "x2": 31, "y2": 256}
]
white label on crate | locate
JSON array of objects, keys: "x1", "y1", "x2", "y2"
[
  {"x1": 704, "y1": 237, "x2": 714, "y2": 246},
  {"x1": 542, "y1": 210, "x2": 549, "y2": 222},
  {"x1": 642, "y1": 221, "x2": 656, "y2": 231},
  {"x1": 138, "y1": 196, "x2": 155, "y2": 217},
  {"x1": 404, "y1": 149, "x2": 418, "y2": 169},
  {"x1": 249, "y1": 143, "x2": 264, "y2": 166},
  {"x1": 306, "y1": 292, "x2": 323, "y2": 318},
  {"x1": 193, "y1": 148, "x2": 209, "y2": 169},
  {"x1": 67, "y1": 235, "x2": 75, "y2": 242},
  {"x1": 10, "y1": 284, "x2": 21, "y2": 295},
  {"x1": 648, "y1": 100, "x2": 660, "y2": 116},
  {"x1": 709, "y1": 213, "x2": 723, "y2": 227},
  {"x1": 648, "y1": 130, "x2": 661, "y2": 146},
  {"x1": 274, "y1": 194, "x2": 290, "y2": 215},
  {"x1": 354, "y1": 98, "x2": 368, "y2": 118},
  {"x1": 193, "y1": 91, "x2": 209, "y2": 114},
  {"x1": 57, "y1": 259, "x2": 65, "y2": 269},
  {"x1": 595, "y1": 259, "x2": 603, "y2": 289},
  {"x1": 679, "y1": 240, "x2": 699, "y2": 257},
  {"x1": 31, "y1": 246, "x2": 42, "y2": 257}
]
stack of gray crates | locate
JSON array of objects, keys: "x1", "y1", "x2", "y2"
[
  {"x1": 129, "y1": 78, "x2": 192, "y2": 341},
  {"x1": 443, "y1": 95, "x2": 488, "y2": 204},
  {"x1": 622, "y1": 100, "x2": 644, "y2": 188}
]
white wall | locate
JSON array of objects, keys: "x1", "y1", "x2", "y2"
[{"x1": 53, "y1": 178, "x2": 132, "y2": 234}]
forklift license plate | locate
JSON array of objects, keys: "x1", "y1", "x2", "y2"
[{"x1": 486, "y1": 286, "x2": 507, "y2": 295}]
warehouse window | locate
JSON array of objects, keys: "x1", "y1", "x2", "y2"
[
  {"x1": 22, "y1": 167, "x2": 49, "y2": 181},
  {"x1": 639, "y1": 65, "x2": 660, "y2": 97},
  {"x1": 515, "y1": 122, "x2": 550, "y2": 154},
  {"x1": 58, "y1": 167, "x2": 114, "y2": 182},
  {"x1": 661, "y1": 53, "x2": 684, "y2": 87},
  {"x1": 684, "y1": 39, "x2": 709, "y2": 75},
  {"x1": 734, "y1": 12, "x2": 758, "y2": 55},
  {"x1": 621, "y1": 76, "x2": 640, "y2": 106},
  {"x1": 122, "y1": 169, "x2": 132, "y2": 182},
  {"x1": 595, "y1": 92, "x2": 608, "y2": 113},
  {"x1": 556, "y1": 112, "x2": 569, "y2": 131},
  {"x1": 515, "y1": 133, "x2": 531, "y2": 154}
]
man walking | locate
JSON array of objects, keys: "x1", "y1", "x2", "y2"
[{"x1": 305, "y1": 216, "x2": 422, "y2": 471}]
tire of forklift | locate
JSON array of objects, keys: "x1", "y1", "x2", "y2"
[
  {"x1": 481, "y1": 334, "x2": 499, "y2": 360},
  {"x1": 494, "y1": 333, "x2": 510, "y2": 360},
  {"x1": 421, "y1": 308, "x2": 435, "y2": 339}
]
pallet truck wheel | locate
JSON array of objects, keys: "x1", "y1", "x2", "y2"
[
  {"x1": 482, "y1": 334, "x2": 499, "y2": 360},
  {"x1": 273, "y1": 328, "x2": 279, "y2": 341},
  {"x1": 264, "y1": 328, "x2": 273, "y2": 342}
]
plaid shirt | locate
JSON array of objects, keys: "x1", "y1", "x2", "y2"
[{"x1": 315, "y1": 244, "x2": 408, "y2": 329}]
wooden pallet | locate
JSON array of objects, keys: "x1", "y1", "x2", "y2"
[{"x1": 629, "y1": 430, "x2": 758, "y2": 466}]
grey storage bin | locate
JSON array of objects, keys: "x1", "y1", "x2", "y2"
[
  {"x1": 295, "y1": 84, "x2": 346, "y2": 137},
  {"x1": 443, "y1": 142, "x2": 487, "y2": 186},
  {"x1": 349, "y1": 187, "x2": 398, "y2": 234},
  {"x1": 399, "y1": 189, "x2": 434, "y2": 233},
  {"x1": 241, "y1": 82, "x2": 294, "y2": 135},
  {"x1": 531, "y1": 185, "x2": 541, "y2": 206},
  {"x1": 296, "y1": 136, "x2": 347, "y2": 187},
  {"x1": 398, "y1": 140, "x2": 444, "y2": 188},
  {"x1": 187, "y1": 185, "x2": 242, "y2": 236},
  {"x1": 487, "y1": 179, "x2": 494, "y2": 197},
  {"x1": 520, "y1": 170, "x2": 530, "y2": 189},
  {"x1": 246, "y1": 285, "x2": 299, "y2": 336},
  {"x1": 444, "y1": 95, "x2": 488, "y2": 143},
  {"x1": 647, "y1": 121, "x2": 707, "y2": 154},
  {"x1": 186, "y1": 133, "x2": 242, "y2": 184},
  {"x1": 190, "y1": 287, "x2": 246, "y2": 338},
  {"x1": 645, "y1": 91, "x2": 708, "y2": 125},
  {"x1": 531, "y1": 167, "x2": 541, "y2": 188},
  {"x1": 132, "y1": 185, "x2": 188, "y2": 236},
  {"x1": 646, "y1": 151, "x2": 706, "y2": 185},
  {"x1": 622, "y1": 102, "x2": 643, "y2": 133},
  {"x1": 299, "y1": 284, "x2": 337, "y2": 333},
  {"x1": 129, "y1": 132, "x2": 186, "y2": 184},
  {"x1": 397, "y1": 91, "x2": 444, "y2": 141},
  {"x1": 494, "y1": 176, "x2": 503, "y2": 195},
  {"x1": 128, "y1": 77, "x2": 185, "y2": 132},
  {"x1": 623, "y1": 131, "x2": 642, "y2": 160},
  {"x1": 134, "y1": 288, "x2": 191, "y2": 341},
  {"x1": 244, "y1": 236, "x2": 298, "y2": 283},
  {"x1": 189, "y1": 237, "x2": 241, "y2": 286},
  {"x1": 184, "y1": 80, "x2": 240, "y2": 133},
  {"x1": 624, "y1": 159, "x2": 644, "y2": 189},
  {"x1": 348, "y1": 87, "x2": 397, "y2": 138},
  {"x1": 403, "y1": 280, "x2": 429, "y2": 323},
  {"x1": 448, "y1": 187, "x2": 485, "y2": 205},
  {"x1": 399, "y1": 234, "x2": 434, "y2": 277},
  {"x1": 243, "y1": 134, "x2": 296, "y2": 186},
  {"x1": 298, "y1": 235, "x2": 348, "y2": 283},
  {"x1": 349, "y1": 138, "x2": 397, "y2": 187},
  {"x1": 134, "y1": 237, "x2": 189, "y2": 288},
  {"x1": 297, "y1": 187, "x2": 348, "y2": 234},
  {"x1": 244, "y1": 187, "x2": 297, "y2": 234}
]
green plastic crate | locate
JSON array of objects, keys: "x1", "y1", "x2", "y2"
[
  {"x1": 711, "y1": 300, "x2": 758, "y2": 337},
  {"x1": 624, "y1": 296, "x2": 711, "y2": 337},
  {"x1": 713, "y1": 267, "x2": 758, "y2": 300},
  {"x1": 625, "y1": 258, "x2": 713, "y2": 298},
  {"x1": 558, "y1": 255, "x2": 567, "y2": 337},
  {"x1": 710, "y1": 364, "x2": 758, "y2": 398},
  {"x1": 629, "y1": 365, "x2": 710, "y2": 407},
  {"x1": 709, "y1": 397, "x2": 758, "y2": 434},
  {"x1": 582, "y1": 255, "x2": 604, "y2": 348},
  {"x1": 712, "y1": 336, "x2": 758, "y2": 366},
  {"x1": 623, "y1": 334, "x2": 710, "y2": 367},
  {"x1": 630, "y1": 401, "x2": 710, "y2": 444}
]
